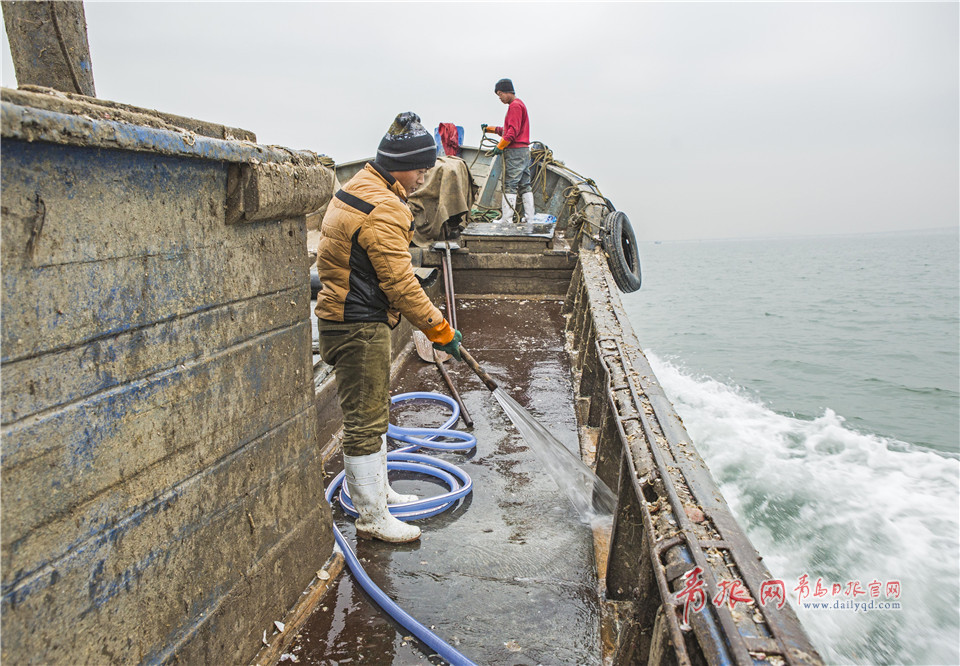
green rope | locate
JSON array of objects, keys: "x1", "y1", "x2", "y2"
[
  {"x1": 469, "y1": 207, "x2": 502, "y2": 222},
  {"x1": 529, "y1": 144, "x2": 612, "y2": 246},
  {"x1": 468, "y1": 132, "x2": 500, "y2": 170}
]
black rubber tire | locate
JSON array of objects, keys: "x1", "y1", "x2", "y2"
[{"x1": 600, "y1": 210, "x2": 642, "y2": 293}]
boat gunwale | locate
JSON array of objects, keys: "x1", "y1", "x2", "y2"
[{"x1": 1, "y1": 90, "x2": 327, "y2": 167}]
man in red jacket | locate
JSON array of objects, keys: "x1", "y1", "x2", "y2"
[{"x1": 482, "y1": 78, "x2": 533, "y2": 224}]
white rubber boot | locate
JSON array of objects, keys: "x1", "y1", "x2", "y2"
[
  {"x1": 521, "y1": 192, "x2": 535, "y2": 223},
  {"x1": 381, "y1": 436, "x2": 417, "y2": 505},
  {"x1": 344, "y1": 451, "x2": 421, "y2": 543},
  {"x1": 500, "y1": 192, "x2": 517, "y2": 224}
]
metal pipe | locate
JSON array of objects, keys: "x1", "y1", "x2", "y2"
[
  {"x1": 443, "y1": 245, "x2": 458, "y2": 330},
  {"x1": 434, "y1": 241, "x2": 460, "y2": 331},
  {"x1": 435, "y1": 354, "x2": 473, "y2": 427},
  {"x1": 442, "y1": 262, "x2": 455, "y2": 329}
]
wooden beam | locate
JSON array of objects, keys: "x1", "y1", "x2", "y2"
[{"x1": 2, "y1": 1, "x2": 96, "y2": 96}]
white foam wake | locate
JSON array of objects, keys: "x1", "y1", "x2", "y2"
[{"x1": 647, "y1": 352, "x2": 959, "y2": 666}]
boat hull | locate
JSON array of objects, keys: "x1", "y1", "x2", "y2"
[{"x1": 0, "y1": 88, "x2": 337, "y2": 665}]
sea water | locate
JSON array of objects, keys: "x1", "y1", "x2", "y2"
[{"x1": 621, "y1": 228, "x2": 959, "y2": 665}]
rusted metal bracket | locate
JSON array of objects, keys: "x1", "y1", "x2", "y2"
[{"x1": 24, "y1": 192, "x2": 46, "y2": 259}]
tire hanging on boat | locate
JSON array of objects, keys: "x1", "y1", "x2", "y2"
[{"x1": 600, "y1": 210, "x2": 642, "y2": 293}]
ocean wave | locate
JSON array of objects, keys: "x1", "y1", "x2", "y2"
[{"x1": 646, "y1": 351, "x2": 959, "y2": 666}]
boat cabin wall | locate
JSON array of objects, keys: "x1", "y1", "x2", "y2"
[{"x1": 1, "y1": 89, "x2": 336, "y2": 664}]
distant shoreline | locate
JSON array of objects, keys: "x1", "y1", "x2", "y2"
[{"x1": 641, "y1": 225, "x2": 958, "y2": 245}]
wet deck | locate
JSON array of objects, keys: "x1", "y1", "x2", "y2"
[{"x1": 290, "y1": 298, "x2": 604, "y2": 665}]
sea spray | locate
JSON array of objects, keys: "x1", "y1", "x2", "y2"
[
  {"x1": 491, "y1": 387, "x2": 617, "y2": 523},
  {"x1": 648, "y1": 352, "x2": 960, "y2": 666}
]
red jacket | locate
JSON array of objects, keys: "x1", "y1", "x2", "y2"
[{"x1": 491, "y1": 98, "x2": 530, "y2": 148}]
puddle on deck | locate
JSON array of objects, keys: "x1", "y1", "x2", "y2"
[{"x1": 291, "y1": 299, "x2": 604, "y2": 665}]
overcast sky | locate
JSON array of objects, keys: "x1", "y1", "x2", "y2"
[{"x1": 2, "y1": 2, "x2": 957, "y2": 241}]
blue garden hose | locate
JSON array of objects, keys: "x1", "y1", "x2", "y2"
[{"x1": 324, "y1": 391, "x2": 478, "y2": 666}]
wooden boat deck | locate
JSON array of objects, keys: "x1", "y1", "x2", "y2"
[{"x1": 290, "y1": 297, "x2": 606, "y2": 665}]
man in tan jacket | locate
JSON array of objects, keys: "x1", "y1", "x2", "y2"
[{"x1": 316, "y1": 112, "x2": 462, "y2": 543}]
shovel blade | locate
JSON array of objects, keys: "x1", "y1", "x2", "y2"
[{"x1": 413, "y1": 330, "x2": 449, "y2": 363}]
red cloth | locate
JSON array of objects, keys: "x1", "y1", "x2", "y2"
[
  {"x1": 498, "y1": 98, "x2": 530, "y2": 147},
  {"x1": 438, "y1": 123, "x2": 460, "y2": 156}
]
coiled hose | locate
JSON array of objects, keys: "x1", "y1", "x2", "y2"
[{"x1": 324, "y1": 391, "x2": 478, "y2": 666}]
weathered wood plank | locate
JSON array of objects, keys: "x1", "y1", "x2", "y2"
[
  {"x1": 2, "y1": 87, "x2": 257, "y2": 142},
  {"x1": 477, "y1": 155, "x2": 503, "y2": 208},
  {"x1": 422, "y1": 250, "x2": 574, "y2": 271},
  {"x1": 231, "y1": 160, "x2": 335, "y2": 225},
  {"x1": 1, "y1": 408, "x2": 330, "y2": 665},
  {"x1": 2, "y1": 2, "x2": 96, "y2": 96},
  {"x1": 1, "y1": 284, "x2": 309, "y2": 424},
  {"x1": 2, "y1": 321, "x2": 315, "y2": 579},
  {"x1": 1, "y1": 95, "x2": 322, "y2": 166},
  {"x1": 1, "y1": 140, "x2": 309, "y2": 363},
  {"x1": 1, "y1": 116, "x2": 334, "y2": 665},
  {"x1": 454, "y1": 269, "x2": 574, "y2": 297},
  {"x1": 0, "y1": 141, "x2": 229, "y2": 266},
  {"x1": 461, "y1": 237, "x2": 551, "y2": 254}
]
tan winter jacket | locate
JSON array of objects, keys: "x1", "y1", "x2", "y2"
[{"x1": 314, "y1": 162, "x2": 453, "y2": 344}]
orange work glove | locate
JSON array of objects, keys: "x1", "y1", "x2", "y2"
[
  {"x1": 491, "y1": 137, "x2": 511, "y2": 155},
  {"x1": 423, "y1": 319, "x2": 455, "y2": 345}
]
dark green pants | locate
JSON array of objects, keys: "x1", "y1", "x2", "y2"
[{"x1": 317, "y1": 320, "x2": 391, "y2": 457}]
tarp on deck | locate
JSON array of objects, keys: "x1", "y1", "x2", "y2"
[{"x1": 408, "y1": 156, "x2": 478, "y2": 247}]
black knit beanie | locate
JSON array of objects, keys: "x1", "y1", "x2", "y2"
[
  {"x1": 375, "y1": 112, "x2": 437, "y2": 172},
  {"x1": 494, "y1": 78, "x2": 515, "y2": 94}
]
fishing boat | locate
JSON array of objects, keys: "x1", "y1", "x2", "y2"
[
  {"x1": 274, "y1": 147, "x2": 827, "y2": 666},
  {"x1": 0, "y1": 5, "x2": 823, "y2": 662}
]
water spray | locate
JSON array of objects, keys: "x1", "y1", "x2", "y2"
[{"x1": 459, "y1": 346, "x2": 617, "y2": 521}]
